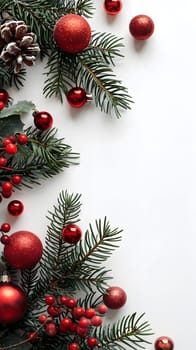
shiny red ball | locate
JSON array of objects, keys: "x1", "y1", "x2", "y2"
[
  {"x1": 104, "y1": 0, "x2": 122, "y2": 15},
  {"x1": 129, "y1": 14, "x2": 154, "y2": 40},
  {"x1": 0, "y1": 283, "x2": 27, "y2": 324},
  {"x1": 154, "y1": 336, "x2": 174, "y2": 350},
  {"x1": 67, "y1": 87, "x2": 87, "y2": 108},
  {"x1": 103, "y1": 286, "x2": 127, "y2": 309},
  {"x1": 4, "y1": 230, "x2": 43, "y2": 269},
  {"x1": 33, "y1": 111, "x2": 53, "y2": 130},
  {"x1": 53, "y1": 14, "x2": 91, "y2": 53},
  {"x1": 62, "y1": 224, "x2": 82, "y2": 244},
  {"x1": 7, "y1": 200, "x2": 24, "y2": 216},
  {"x1": 0, "y1": 89, "x2": 9, "y2": 104}
]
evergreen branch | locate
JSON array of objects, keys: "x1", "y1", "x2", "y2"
[
  {"x1": 0, "y1": 61, "x2": 26, "y2": 89},
  {"x1": 95, "y1": 313, "x2": 152, "y2": 350},
  {"x1": 20, "y1": 266, "x2": 40, "y2": 297}
]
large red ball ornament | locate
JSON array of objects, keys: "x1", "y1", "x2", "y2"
[
  {"x1": 0, "y1": 282, "x2": 27, "y2": 324},
  {"x1": 104, "y1": 0, "x2": 122, "y2": 15},
  {"x1": 154, "y1": 336, "x2": 174, "y2": 350},
  {"x1": 103, "y1": 286, "x2": 127, "y2": 309},
  {"x1": 4, "y1": 231, "x2": 43, "y2": 269},
  {"x1": 129, "y1": 15, "x2": 154, "y2": 40},
  {"x1": 53, "y1": 14, "x2": 91, "y2": 54},
  {"x1": 62, "y1": 224, "x2": 82, "y2": 244}
]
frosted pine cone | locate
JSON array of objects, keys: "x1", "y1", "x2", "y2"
[{"x1": 0, "y1": 20, "x2": 40, "y2": 72}]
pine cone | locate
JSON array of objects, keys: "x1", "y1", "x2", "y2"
[{"x1": 0, "y1": 20, "x2": 40, "y2": 72}]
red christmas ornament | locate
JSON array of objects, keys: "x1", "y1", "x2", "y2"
[
  {"x1": 53, "y1": 14, "x2": 91, "y2": 54},
  {"x1": 0, "y1": 89, "x2": 9, "y2": 105},
  {"x1": 3, "y1": 230, "x2": 43, "y2": 269},
  {"x1": 129, "y1": 15, "x2": 154, "y2": 40},
  {"x1": 104, "y1": 0, "x2": 122, "y2": 15},
  {"x1": 7, "y1": 200, "x2": 24, "y2": 216},
  {"x1": 0, "y1": 282, "x2": 27, "y2": 324},
  {"x1": 62, "y1": 224, "x2": 82, "y2": 244},
  {"x1": 103, "y1": 286, "x2": 127, "y2": 309},
  {"x1": 67, "y1": 87, "x2": 92, "y2": 108},
  {"x1": 33, "y1": 111, "x2": 53, "y2": 130},
  {"x1": 154, "y1": 336, "x2": 174, "y2": 350}
]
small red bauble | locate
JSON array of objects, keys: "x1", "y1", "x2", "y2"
[
  {"x1": 104, "y1": 0, "x2": 122, "y2": 15},
  {"x1": 67, "y1": 87, "x2": 89, "y2": 108},
  {"x1": 11, "y1": 175, "x2": 22, "y2": 185},
  {"x1": 7, "y1": 200, "x2": 24, "y2": 216},
  {"x1": 62, "y1": 224, "x2": 82, "y2": 244},
  {"x1": 0, "y1": 282, "x2": 27, "y2": 324},
  {"x1": 0, "y1": 89, "x2": 9, "y2": 104},
  {"x1": 0, "y1": 223, "x2": 11, "y2": 233},
  {"x1": 154, "y1": 336, "x2": 174, "y2": 350},
  {"x1": 4, "y1": 230, "x2": 43, "y2": 269},
  {"x1": 53, "y1": 14, "x2": 91, "y2": 54},
  {"x1": 103, "y1": 286, "x2": 127, "y2": 309},
  {"x1": 33, "y1": 111, "x2": 53, "y2": 130},
  {"x1": 7, "y1": 199, "x2": 24, "y2": 216},
  {"x1": 129, "y1": 15, "x2": 154, "y2": 40}
]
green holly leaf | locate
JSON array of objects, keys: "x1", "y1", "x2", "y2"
[
  {"x1": 0, "y1": 101, "x2": 36, "y2": 119},
  {"x1": 0, "y1": 115, "x2": 24, "y2": 137}
]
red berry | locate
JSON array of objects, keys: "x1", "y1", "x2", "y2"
[
  {"x1": 0, "y1": 157, "x2": 7, "y2": 166},
  {"x1": 33, "y1": 111, "x2": 53, "y2": 131},
  {"x1": 2, "y1": 181, "x2": 13, "y2": 193},
  {"x1": 2, "y1": 138, "x2": 12, "y2": 146},
  {"x1": 38, "y1": 314, "x2": 48, "y2": 323},
  {"x1": 78, "y1": 317, "x2": 91, "y2": 328},
  {"x1": 66, "y1": 297, "x2": 77, "y2": 308},
  {"x1": 2, "y1": 191, "x2": 12, "y2": 198},
  {"x1": 0, "y1": 89, "x2": 9, "y2": 104},
  {"x1": 5, "y1": 143, "x2": 17, "y2": 154},
  {"x1": 0, "y1": 101, "x2": 5, "y2": 110},
  {"x1": 45, "y1": 323, "x2": 57, "y2": 337},
  {"x1": 47, "y1": 305, "x2": 61, "y2": 317},
  {"x1": 62, "y1": 224, "x2": 82, "y2": 244},
  {"x1": 0, "y1": 235, "x2": 10, "y2": 245},
  {"x1": 68, "y1": 342, "x2": 80, "y2": 350},
  {"x1": 45, "y1": 295, "x2": 56, "y2": 305},
  {"x1": 17, "y1": 133, "x2": 28, "y2": 145},
  {"x1": 87, "y1": 337, "x2": 98, "y2": 347},
  {"x1": 11, "y1": 175, "x2": 22, "y2": 185},
  {"x1": 0, "y1": 223, "x2": 11, "y2": 233},
  {"x1": 91, "y1": 315, "x2": 102, "y2": 327},
  {"x1": 60, "y1": 295, "x2": 68, "y2": 304},
  {"x1": 85, "y1": 308, "x2": 96, "y2": 318},
  {"x1": 97, "y1": 304, "x2": 108, "y2": 314},
  {"x1": 28, "y1": 332, "x2": 39, "y2": 344},
  {"x1": 76, "y1": 326, "x2": 87, "y2": 338},
  {"x1": 7, "y1": 200, "x2": 24, "y2": 216},
  {"x1": 59, "y1": 317, "x2": 72, "y2": 332},
  {"x1": 69, "y1": 322, "x2": 77, "y2": 333},
  {"x1": 8, "y1": 135, "x2": 16, "y2": 143},
  {"x1": 72, "y1": 306, "x2": 85, "y2": 319}
]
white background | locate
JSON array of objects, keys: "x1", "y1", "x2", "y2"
[{"x1": 0, "y1": 0, "x2": 195, "y2": 348}]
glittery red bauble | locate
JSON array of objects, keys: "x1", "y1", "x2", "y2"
[
  {"x1": 62, "y1": 224, "x2": 82, "y2": 244},
  {"x1": 103, "y1": 286, "x2": 127, "y2": 309},
  {"x1": 154, "y1": 336, "x2": 174, "y2": 350},
  {"x1": 4, "y1": 231, "x2": 43, "y2": 269},
  {"x1": 67, "y1": 87, "x2": 87, "y2": 108},
  {"x1": 7, "y1": 200, "x2": 24, "y2": 216},
  {"x1": 129, "y1": 15, "x2": 154, "y2": 40},
  {"x1": 0, "y1": 283, "x2": 27, "y2": 324},
  {"x1": 33, "y1": 111, "x2": 53, "y2": 130},
  {"x1": 53, "y1": 14, "x2": 91, "y2": 54},
  {"x1": 104, "y1": 0, "x2": 122, "y2": 15}
]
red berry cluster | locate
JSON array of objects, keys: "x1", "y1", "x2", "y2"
[
  {"x1": 0, "y1": 89, "x2": 9, "y2": 111},
  {"x1": 29, "y1": 294, "x2": 108, "y2": 347}
]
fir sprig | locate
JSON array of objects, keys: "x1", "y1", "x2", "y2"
[{"x1": 0, "y1": 0, "x2": 132, "y2": 117}]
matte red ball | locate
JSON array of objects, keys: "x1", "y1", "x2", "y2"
[
  {"x1": 67, "y1": 87, "x2": 87, "y2": 108},
  {"x1": 53, "y1": 14, "x2": 91, "y2": 53},
  {"x1": 62, "y1": 224, "x2": 82, "y2": 244},
  {"x1": 154, "y1": 336, "x2": 174, "y2": 350},
  {"x1": 103, "y1": 286, "x2": 127, "y2": 309},
  {"x1": 0, "y1": 283, "x2": 27, "y2": 324},
  {"x1": 104, "y1": 0, "x2": 122, "y2": 15},
  {"x1": 4, "y1": 231, "x2": 43, "y2": 269},
  {"x1": 33, "y1": 111, "x2": 53, "y2": 130},
  {"x1": 129, "y1": 14, "x2": 154, "y2": 40},
  {"x1": 7, "y1": 200, "x2": 24, "y2": 216}
]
